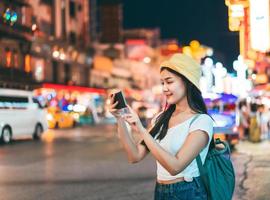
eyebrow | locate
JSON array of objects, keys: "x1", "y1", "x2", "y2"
[{"x1": 161, "y1": 77, "x2": 173, "y2": 81}]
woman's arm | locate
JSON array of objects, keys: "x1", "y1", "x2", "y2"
[
  {"x1": 124, "y1": 109, "x2": 209, "y2": 175},
  {"x1": 108, "y1": 94, "x2": 148, "y2": 163},
  {"x1": 117, "y1": 118, "x2": 149, "y2": 163},
  {"x1": 140, "y1": 128, "x2": 208, "y2": 175}
]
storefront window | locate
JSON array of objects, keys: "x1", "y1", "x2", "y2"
[
  {"x1": 24, "y1": 54, "x2": 31, "y2": 72},
  {"x1": 5, "y1": 47, "x2": 12, "y2": 67},
  {"x1": 13, "y1": 50, "x2": 18, "y2": 68},
  {"x1": 35, "y1": 64, "x2": 44, "y2": 81}
]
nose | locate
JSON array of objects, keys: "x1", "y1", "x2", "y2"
[{"x1": 162, "y1": 84, "x2": 169, "y2": 92}]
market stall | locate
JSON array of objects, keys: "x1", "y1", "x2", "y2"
[{"x1": 34, "y1": 83, "x2": 106, "y2": 128}]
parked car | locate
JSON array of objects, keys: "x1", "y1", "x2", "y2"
[{"x1": 0, "y1": 89, "x2": 48, "y2": 144}]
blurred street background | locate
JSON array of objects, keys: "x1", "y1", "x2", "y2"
[
  {"x1": 0, "y1": 126, "x2": 270, "y2": 200},
  {"x1": 1, "y1": 0, "x2": 270, "y2": 199}
]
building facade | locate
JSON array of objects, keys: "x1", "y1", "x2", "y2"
[
  {"x1": 0, "y1": 0, "x2": 96, "y2": 90},
  {"x1": 98, "y1": 0, "x2": 122, "y2": 43},
  {"x1": 0, "y1": 0, "x2": 34, "y2": 89},
  {"x1": 30, "y1": 0, "x2": 93, "y2": 87},
  {"x1": 225, "y1": 0, "x2": 270, "y2": 84}
]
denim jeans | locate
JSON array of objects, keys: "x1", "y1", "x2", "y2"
[{"x1": 154, "y1": 177, "x2": 207, "y2": 200}]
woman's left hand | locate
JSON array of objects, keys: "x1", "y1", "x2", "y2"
[{"x1": 123, "y1": 105, "x2": 146, "y2": 133}]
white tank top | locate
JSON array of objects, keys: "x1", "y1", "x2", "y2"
[{"x1": 155, "y1": 114, "x2": 213, "y2": 181}]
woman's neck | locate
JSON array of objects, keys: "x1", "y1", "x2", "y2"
[{"x1": 174, "y1": 98, "x2": 193, "y2": 115}]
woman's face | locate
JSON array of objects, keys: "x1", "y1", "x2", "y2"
[{"x1": 160, "y1": 69, "x2": 187, "y2": 104}]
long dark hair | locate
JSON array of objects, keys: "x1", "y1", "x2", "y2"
[{"x1": 141, "y1": 67, "x2": 208, "y2": 147}]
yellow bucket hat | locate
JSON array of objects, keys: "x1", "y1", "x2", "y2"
[{"x1": 160, "y1": 53, "x2": 202, "y2": 90}]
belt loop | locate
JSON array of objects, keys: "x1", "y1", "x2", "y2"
[
  {"x1": 194, "y1": 177, "x2": 200, "y2": 188},
  {"x1": 169, "y1": 182, "x2": 173, "y2": 192}
]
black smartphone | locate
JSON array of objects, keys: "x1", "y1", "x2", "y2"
[{"x1": 112, "y1": 91, "x2": 127, "y2": 109}]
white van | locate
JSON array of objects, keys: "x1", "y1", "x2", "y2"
[{"x1": 0, "y1": 89, "x2": 48, "y2": 144}]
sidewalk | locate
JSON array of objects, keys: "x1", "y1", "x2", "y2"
[{"x1": 233, "y1": 140, "x2": 270, "y2": 200}]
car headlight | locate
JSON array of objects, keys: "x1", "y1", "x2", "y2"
[{"x1": 46, "y1": 114, "x2": 53, "y2": 121}]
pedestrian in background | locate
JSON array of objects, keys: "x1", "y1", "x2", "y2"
[
  {"x1": 238, "y1": 100, "x2": 250, "y2": 140},
  {"x1": 249, "y1": 103, "x2": 261, "y2": 143},
  {"x1": 109, "y1": 53, "x2": 213, "y2": 200},
  {"x1": 258, "y1": 104, "x2": 270, "y2": 140}
]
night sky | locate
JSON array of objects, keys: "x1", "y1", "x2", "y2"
[{"x1": 122, "y1": 0, "x2": 239, "y2": 72}]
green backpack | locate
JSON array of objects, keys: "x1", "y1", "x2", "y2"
[{"x1": 191, "y1": 115, "x2": 236, "y2": 200}]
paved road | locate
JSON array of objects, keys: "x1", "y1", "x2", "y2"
[
  {"x1": 0, "y1": 125, "x2": 269, "y2": 200},
  {"x1": 0, "y1": 125, "x2": 156, "y2": 200},
  {"x1": 233, "y1": 140, "x2": 270, "y2": 200}
]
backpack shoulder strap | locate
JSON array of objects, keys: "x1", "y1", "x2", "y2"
[
  {"x1": 188, "y1": 114, "x2": 201, "y2": 129},
  {"x1": 188, "y1": 114, "x2": 209, "y2": 174},
  {"x1": 188, "y1": 114, "x2": 211, "y2": 198},
  {"x1": 196, "y1": 155, "x2": 211, "y2": 198},
  {"x1": 187, "y1": 114, "x2": 206, "y2": 172}
]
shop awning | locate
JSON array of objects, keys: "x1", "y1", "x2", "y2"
[{"x1": 42, "y1": 83, "x2": 106, "y2": 95}]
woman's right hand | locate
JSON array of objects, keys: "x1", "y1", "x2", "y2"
[{"x1": 108, "y1": 93, "x2": 122, "y2": 119}]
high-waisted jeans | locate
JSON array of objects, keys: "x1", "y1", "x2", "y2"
[{"x1": 154, "y1": 177, "x2": 207, "y2": 200}]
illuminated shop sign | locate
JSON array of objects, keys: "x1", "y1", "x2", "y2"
[
  {"x1": 250, "y1": 0, "x2": 270, "y2": 52},
  {"x1": 227, "y1": 4, "x2": 244, "y2": 31}
]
